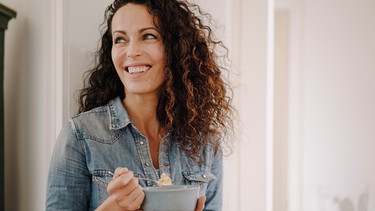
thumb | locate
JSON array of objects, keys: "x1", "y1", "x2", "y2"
[{"x1": 195, "y1": 196, "x2": 206, "y2": 211}]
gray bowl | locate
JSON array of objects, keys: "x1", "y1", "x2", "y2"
[{"x1": 141, "y1": 185, "x2": 200, "y2": 211}]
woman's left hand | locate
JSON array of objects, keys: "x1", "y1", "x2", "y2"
[{"x1": 195, "y1": 196, "x2": 206, "y2": 211}]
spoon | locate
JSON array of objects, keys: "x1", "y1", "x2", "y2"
[{"x1": 93, "y1": 171, "x2": 169, "y2": 188}]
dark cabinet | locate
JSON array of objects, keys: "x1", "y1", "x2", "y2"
[{"x1": 0, "y1": 3, "x2": 16, "y2": 210}]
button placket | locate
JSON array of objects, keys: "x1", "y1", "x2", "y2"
[
  {"x1": 133, "y1": 133, "x2": 156, "y2": 183},
  {"x1": 158, "y1": 135, "x2": 171, "y2": 176}
]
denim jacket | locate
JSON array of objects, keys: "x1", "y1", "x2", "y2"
[{"x1": 46, "y1": 97, "x2": 223, "y2": 211}]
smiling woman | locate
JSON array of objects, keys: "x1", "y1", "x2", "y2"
[{"x1": 46, "y1": 0, "x2": 236, "y2": 211}]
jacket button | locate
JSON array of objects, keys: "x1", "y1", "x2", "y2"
[{"x1": 202, "y1": 174, "x2": 207, "y2": 179}]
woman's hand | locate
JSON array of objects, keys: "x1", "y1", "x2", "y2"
[
  {"x1": 195, "y1": 196, "x2": 206, "y2": 211},
  {"x1": 107, "y1": 167, "x2": 145, "y2": 211}
]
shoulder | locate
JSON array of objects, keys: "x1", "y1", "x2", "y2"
[
  {"x1": 63, "y1": 97, "x2": 130, "y2": 143},
  {"x1": 71, "y1": 97, "x2": 127, "y2": 126},
  {"x1": 66, "y1": 98, "x2": 119, "y2": 140},
  {"x1": 69, "y1": 102, "x2": 110, "y2": 129},
  {"x1": 72, "y1": 103, "x2": 110, "y2": 124}
]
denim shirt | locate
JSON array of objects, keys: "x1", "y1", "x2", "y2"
[{"x1": 46, "y1": 97, "x2": 223, "y2": 211}]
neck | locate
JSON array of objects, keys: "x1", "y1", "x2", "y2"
[
  {"x1": 122, "y1": 94, "x2": 162, "y2": 138},
  {"x1": 122, "y1": 94, "x2": 165, "y2": 169}
]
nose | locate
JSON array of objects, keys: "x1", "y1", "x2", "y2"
[{"x1": 127, "y1": 40, "x2": 142, "y2": 58}]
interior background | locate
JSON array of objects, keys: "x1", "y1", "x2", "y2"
[{"x1": 2, "y1": 0, "x2": 374, "y2": 210}]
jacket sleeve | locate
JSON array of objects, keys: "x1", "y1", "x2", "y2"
[
  {"x1": 204, "y1": 150, "x2": 223, "y2": 211},
  {"x1": 46, "y1": 120, "x2": 91, "y2": 211}
]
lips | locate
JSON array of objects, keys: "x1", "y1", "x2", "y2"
[{"x1": 126, "y1": 65, "x2": 151, "y2": 74}]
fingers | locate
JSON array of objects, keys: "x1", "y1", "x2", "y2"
[
  {"x1": 113, "y1": 184, "x2": 144, "y2": 209},
  {"x1": 195, "y1": 196, "x2": 206, "y2": 211},
  {"x1": 108, "y1": 168, "x2": 134, "y2": 192},
  {"x1": 112, "y1": 167, "x2": 129, "y2": 179},
  {"x1": 107, "y1": 167, "x2": 145, "y2": 210}
]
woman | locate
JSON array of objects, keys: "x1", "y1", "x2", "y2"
[{"x1": 46, "y1": 0, "x2": 235, "y2": 210}]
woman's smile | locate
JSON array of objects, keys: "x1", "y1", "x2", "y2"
[{"x1": 126, "y1": 65, "x2": 151, "y2": 74}]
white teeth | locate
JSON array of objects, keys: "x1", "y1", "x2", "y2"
[{"x1": 128, "y1": 66, "x2": 150, "y2": 74}]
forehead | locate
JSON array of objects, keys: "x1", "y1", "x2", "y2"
[{"x1": 111, "y1": 3, "x2": 157, "y2": 31}]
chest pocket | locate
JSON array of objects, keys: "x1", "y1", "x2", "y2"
[
  {"x1": 182, "y1": 172, "x2": 216, "y2": 196},
  {"x1": 92, "y1": 170, "x2": 113, "y2": 207}
]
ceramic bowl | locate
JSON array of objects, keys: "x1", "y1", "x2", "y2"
[{"x1": 141, "y1": 185, "x2": 200, "y2": 211}]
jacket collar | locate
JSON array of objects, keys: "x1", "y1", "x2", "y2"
[{"x1": 108, "y1": 97, "x2": 132, "y2": 130}]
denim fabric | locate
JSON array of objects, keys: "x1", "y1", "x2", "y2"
[{"x1": 46, "y1": 97, "x2": 223, "y2": 211}]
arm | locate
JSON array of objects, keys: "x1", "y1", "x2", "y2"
[
  {"x1": 204, "y1": 151, "x2": 223, "y2": 211},
  {"x1": 95, "y1": 197, "x2": 126, "y2": 211},
  {"x1": 46, "y1": 121, "x2": 91, "y2": 211}
]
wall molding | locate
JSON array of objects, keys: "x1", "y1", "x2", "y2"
[{"x1": 47, "y1": 0, "x2": 69, "y2": 156}]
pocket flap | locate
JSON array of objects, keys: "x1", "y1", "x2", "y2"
[{"x1": 182, "y1": 172, "x2": 216, "y2": 183}]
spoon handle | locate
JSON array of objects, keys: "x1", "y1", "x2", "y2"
[{"x1": 93, "y1": 171, "x2": 161, "y2": 188}]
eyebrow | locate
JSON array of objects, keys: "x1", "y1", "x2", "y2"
[{"x1": 112, "y1": 27, "x2": 159, "y2": 35}]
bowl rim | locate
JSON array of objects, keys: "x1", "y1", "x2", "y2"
[{"x1": 142, "y1": 185, "x2": 200, "y2": 192}]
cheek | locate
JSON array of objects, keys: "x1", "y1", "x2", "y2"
[
  {"x1": 111, "y1": 48, "x2": 122, "y2": 66},
  {"x1": 155, "y1": 51, "x2": 166, "y2": 68},
  {"x1": 111, "y1": 50, "x2": 125, "y2": 79},
  {"x1": 150, "y1": 44, "x2": 166, "y2": 64}
]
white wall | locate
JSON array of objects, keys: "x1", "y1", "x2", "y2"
[
  {"x1": 276, "y1": 0, "x2": 375, "y2": 210},
  {"x1": 3, "y1": 0, "x2": 51, "y2": 210},
  {"x1": 65, "y1": 0, "x2": 113, "y2": 117},
  {"x1": 301, "y1": 0, "x2": 375, "y2": 210}
]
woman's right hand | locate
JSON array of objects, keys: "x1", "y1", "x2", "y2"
[{"x1": 106, "y1": 167, "x2": 145, "y2": 211}]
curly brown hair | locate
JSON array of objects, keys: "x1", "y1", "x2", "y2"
[{"x1": 78, "y1": 0, "x2": 235, "y2": 162}]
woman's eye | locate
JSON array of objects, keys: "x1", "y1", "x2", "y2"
[
  {"x1": 143, "y1": 34, "x2": 157, "y2": 40},
  {"x1": 113, "y1": 37, "x2": 126, "y2": 44}
]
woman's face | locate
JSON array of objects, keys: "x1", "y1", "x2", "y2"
[{"x1": 111, "y1": 3, "x2": 166, "y2": 97}]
